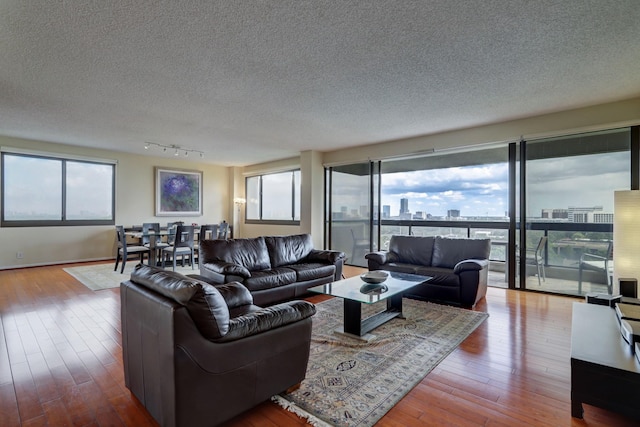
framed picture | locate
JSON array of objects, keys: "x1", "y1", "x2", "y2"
[{"x1": 155, "y1": 167, "x2": 203, "y2": 216}]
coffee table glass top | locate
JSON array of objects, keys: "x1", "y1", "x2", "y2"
[{"x1": 308, "y1": 270, "x2": 431, "y2": 304}]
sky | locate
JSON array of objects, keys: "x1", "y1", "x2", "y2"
[
  {"x1": 333, "y1": 151, "x2": 629, "y2": 218},
  {"x1": 4, "y1": 154, "x2": 114, "y2": 220}
]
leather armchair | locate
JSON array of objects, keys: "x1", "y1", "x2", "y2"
[{"x1": 120, "y1": 264, "x2": 316, "y2": 427}]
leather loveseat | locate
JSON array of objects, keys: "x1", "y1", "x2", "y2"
[
  {"x1": 365, "y1": 235, "x2": 491, "y2": 308},
  {"x1": 120, "y1": 263, "x2": 316, "y2": 427},
  {"x1": 198, "y1": 234, "x2": 345, "y2": 306}
]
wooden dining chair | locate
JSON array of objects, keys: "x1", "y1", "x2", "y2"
[
  {"x1": 194, "y1": 224, "x2": 218, "y2": 266},
  {"x1": 161, "y1": 225, "x2": 195, "y2": 271},
  {"x1": 142, "y1": 222, "x2": 168, "y2": 264},
  {"x1": 166, "y1": 221, "x2": 185, "y2": 245},
  {"x1": 114, "y1": 225, "x2": 150, "y2": 274},
  {"x1": 217, "y1": 220, "x2": 229, "y2": 239}
]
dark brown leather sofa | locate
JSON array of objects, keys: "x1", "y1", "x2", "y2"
[
  {"x1": 198, "y1": 233, "x2": 345, "y2": 306},
  {"x1": 120, "y1": 264, "x2": 316, "y2": 427},
  {"x1": 365, "y1": 235, "x2": 491, "y2": 308}
]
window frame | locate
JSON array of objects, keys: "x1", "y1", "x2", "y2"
[
  {"x1": 1, "y1": 150, "x2": 116, "y2": 227},
  {"x1": 244, "y1": 169, "x2": 300, "y2": 225}
]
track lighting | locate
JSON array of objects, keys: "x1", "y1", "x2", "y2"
[{"x1": 143, "y1": 142, "x2": 204, "y2": 159}]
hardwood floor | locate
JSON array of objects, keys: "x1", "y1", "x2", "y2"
[{"x1": 0, "y1": 262, "x2": 637, "y2": 427}]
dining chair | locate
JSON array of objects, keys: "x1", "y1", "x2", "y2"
[
  {"x1": 162, "y1": 225, "x2": 195, "y2": 271},
  {"x1": 114, "y1": 225, "x2": 150, "y2": 274},
  {"x1": 166, "y1": 221, "x2": 184, "y2": 245},
  {"x1": 217, "y1": 220, "x2": 229, "y2": 239},
  {"x1": 194, "y1": 224, "x2": 218, "y2": 266},
  {"x1": 142, "y1": 222, "x2": 169, "y2": 265}
]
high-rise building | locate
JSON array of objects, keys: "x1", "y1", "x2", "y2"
[
  {"x1": 382, "y1": 205, "x2": 391, "y2": 218},
  {"x1": 447, "y1": 209, "x2": 460, "y2": 218},
  {"x1": 400, "y1": 198, "x2": 409, "y2": 215}
]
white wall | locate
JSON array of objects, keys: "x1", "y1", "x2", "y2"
[{"x1": 0, "y1": 136, "x2": 229, "y2": 269}]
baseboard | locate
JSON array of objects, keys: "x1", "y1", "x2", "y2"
[{"x1": 0, "y1": 257, "x2": 113, "y2": 271}]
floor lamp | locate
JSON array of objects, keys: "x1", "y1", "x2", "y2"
[
  {"x1": 613, "y1": 190, "x2": 640, "y2": 297},
  {"x1": 233, "y1": 197, "x2": 246, "y2": 238}
]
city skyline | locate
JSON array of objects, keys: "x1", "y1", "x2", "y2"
[{"x1": 331, "y1": 151, "x2": 628, "y2": 220}]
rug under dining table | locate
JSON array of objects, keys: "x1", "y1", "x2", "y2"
[
  {"x1": 63, "y1": 262, "x2": 197, "y2": 291},
  {"x1": 272, "y1": 297, "x2": 489, "y2": 427}
]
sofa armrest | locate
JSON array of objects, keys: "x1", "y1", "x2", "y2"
[
  {"x1": 214, "y1": 282, "x2": 254, "y2": 308},
  {"x1": 307, "y1": 249, "x2": 346, "y2": 264},
  {"x1": 201, "y1": 261, "x2": 251, "y2": 278},
  {"x1": 453, "y1": 259, "x2": 489, "y2": 274},
  {"x1": 215, "y1": 300, "x2": 316, "y2": 342},
  {"x1": 365, "y1": 251, "x2": 397, "y2": 265}
]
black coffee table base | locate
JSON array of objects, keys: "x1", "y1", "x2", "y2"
[{"x1": 342, "y1": 293, "x2": 404, "y2": 339}]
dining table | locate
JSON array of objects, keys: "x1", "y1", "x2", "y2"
[{"x1": 125, "y1": 227, "x2": 202, "y2": 267}]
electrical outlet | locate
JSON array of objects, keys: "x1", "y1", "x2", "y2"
[{"x1": 16, "y1": 251, "x2": 24, "y2": 259}]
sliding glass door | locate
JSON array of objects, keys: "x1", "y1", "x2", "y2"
[
  {"x1": 326, "y1": 163, "x2": 377, "y2": 267},
  {"x1": 325, "y1": 126, "x2": 636, "y2": 297},
  {"x1": 520, "y1": 128, "x2": 631, "y2": 295}
]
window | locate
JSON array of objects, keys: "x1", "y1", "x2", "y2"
[
  {"x1": 1, "y1": 151, "x2": 116, "y2": 226},
  {"x1": 245, "y1": 170, "x2": 300, "y2": 223}
]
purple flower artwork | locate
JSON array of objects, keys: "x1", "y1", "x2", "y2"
[{"x1": 155, "y1": 168, "x2": 202, "y2": 216}]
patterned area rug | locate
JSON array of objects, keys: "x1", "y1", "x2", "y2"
[
  {"x1": 273, "y1": 297, "x2": 488, "y2": 427},
  {"x1": 63, "y1": 262, "x2": 198, "y2": 291}
]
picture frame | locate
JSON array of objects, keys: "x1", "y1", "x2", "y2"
[{"x1": 155, "y1": 167, "x2": 203, "y2": 216}]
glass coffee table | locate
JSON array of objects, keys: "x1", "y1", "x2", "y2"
[{"x1": 308, "y1": 270, "x2": 432, "y2": 339}]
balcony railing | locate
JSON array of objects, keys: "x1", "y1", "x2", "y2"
[{"x1": 330, "y1": 218, "x2": 612, "y2": 295}]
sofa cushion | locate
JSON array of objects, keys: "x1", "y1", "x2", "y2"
[
  {"x1": 389, "y1": 235, "x2": 435, "y2": 266},
  {"x1": 414, "y1": 266, "x2": 460, "y2": 286},
  {"x1": 265, "y1": 234, "x2": 314, "y2": 268},
  {"x1": 201, "y1": 237, "x2": 272, "y2": 271},
  {"x1": 287, "y1": 263, "x2": 335, "y2": 282},
  {"x1": 130, "y1": 264, "x2": 230, "y2": 340},
  {"x1": 431, "y1": 237, "x2": 491, "y2": 269},
  {"x1": 243, "y1": 267, "x2": 298, "y2": 292},
  {"x1": 383, "y1": 262, "x2": 421, "y2": 275}
]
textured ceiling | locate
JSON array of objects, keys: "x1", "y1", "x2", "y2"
[{"x1": 1, "y1": 1, "x2": 640, "y2": 166}]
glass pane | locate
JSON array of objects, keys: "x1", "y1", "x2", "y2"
[
  {"x1": 3, "y1": 154, "x2": 62, "y2": 220},
  {"x1": 380, "y1": 148, "x2": 509, "y2": 222},
  {"x1": 66, "y1": 161, "x2": 114, "y2": 220},
  {"x1": 246, "y1": 176, "x2": 260, "y2": 220},
  {"x1": 523, "y1": 128, "x2": 630, "y2": 295},
  {"x1": 293, "y1": 170, "x2": 301, "y2": 220},
  {"x1": 262, "y1": 172, "x2": 293, "y2": 220},
  {"x1": 329, "y1": 163, "x2": 371, "y2": 267}
]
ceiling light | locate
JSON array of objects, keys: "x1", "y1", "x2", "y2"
[{"x1": 143, "y1": 142, "x2": 205, "y2": 159}]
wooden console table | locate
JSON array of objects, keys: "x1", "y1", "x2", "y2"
[{"x1": 571, "y1": 302, "x2": 640, "y2": 420}]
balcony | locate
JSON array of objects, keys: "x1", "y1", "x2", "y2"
[{"x1": 330, "y1": 219, "x2": 612, "y2": 297}]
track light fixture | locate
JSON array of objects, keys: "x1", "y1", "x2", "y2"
[{"x1": 144, "y1": 142, "x2": 204, "y2": 159}]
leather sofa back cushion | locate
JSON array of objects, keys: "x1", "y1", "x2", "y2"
[
  {"x1": 130, "y1": 264, "x2": 230, "y2": 339},
  {"x1": 389, "y1": 235, "x2": 435, "y2": 266},
  {"x1": 431, "y1": 237, "x2": 491, "y2": 269},
  {"x1": 265, "y1": 234, "x2": 314, "y2": 268},
  {"x1": 203, "y1": 237, "x2": 272, "y2": 271}
]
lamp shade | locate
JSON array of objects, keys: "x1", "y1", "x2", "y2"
[{"x1": 613, "y1": 190, "x2": 640, "y2": 296}]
